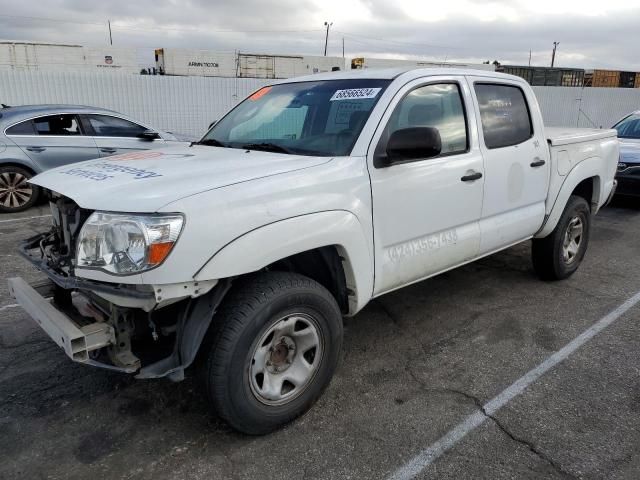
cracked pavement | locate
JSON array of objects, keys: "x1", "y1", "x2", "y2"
[{"x1": 1, "y1": 198, "x2": 640, "y2": 479}]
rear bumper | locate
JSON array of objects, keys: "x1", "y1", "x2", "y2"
[{"x1": 8, "y1": 277, "x2": 136, "y2": 372}]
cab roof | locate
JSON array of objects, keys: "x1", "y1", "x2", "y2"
[{"x1": 275, "y1": 67, "x2": 524, "y2": 84}]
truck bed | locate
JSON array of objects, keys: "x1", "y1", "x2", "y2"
[{"x1": 546, "y1": 127, "x2": 617, "y2": 146}]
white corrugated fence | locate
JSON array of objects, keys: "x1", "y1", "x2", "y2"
[
  {"x1": 1, "y1": 71, "x2": 270, "y2": 137},
  {"x1": 2, "y1": 71, "x2": 640, "y2": 137}
]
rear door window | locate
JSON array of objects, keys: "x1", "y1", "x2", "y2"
[
  {"x1": 32, "y1": 114, "x2": 82, "y2": 136},
  {"x1": 474, "y1": 83, "x2": 533, "y2": 149},
  {"x1": 85, "y1": 114, "x2": 148, "y2": 138},
  {"x1": 5, "y1": 120, "x2": 36, "y2": 135}
]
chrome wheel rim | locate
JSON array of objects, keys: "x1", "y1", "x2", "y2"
[
  {"x1": 0, "y1": 171, "x2": 33, "y2": 209},
  {"x1": 562, "y1": 216, "x2": 583, "y2": 264},
  {"x1": 248, "y1": 313, "x2": 323, "y2": 406}
]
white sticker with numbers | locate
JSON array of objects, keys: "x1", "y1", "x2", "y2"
[{"x1": 330, "y1": 88, "x2": 382, "y2": 101}]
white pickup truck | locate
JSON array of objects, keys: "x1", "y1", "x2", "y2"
[{"x1": 9, "y1": 68, "x2": 618, "y2": 434}]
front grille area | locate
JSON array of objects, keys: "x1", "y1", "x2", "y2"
[{"x1": 35, "y1": 190, "x2": 93, "y2": 277}]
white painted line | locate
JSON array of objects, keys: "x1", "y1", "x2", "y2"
[
  {"x1": 389, "y1": 290, "x2": 640, "y2": 480},
  {"x1": 0, "y1": 214, "x2": 51, "y2": 224},
  {"x1": 0, "y1": 303, "x2": 20, "y2": 311}
]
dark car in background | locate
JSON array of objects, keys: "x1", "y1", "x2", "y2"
[
  {"x1": 613, "y1": 111, "x2": 640, "y2": 197},
  {"x1": 0, "y1": 105, "x2": 191, "y2": 213}
]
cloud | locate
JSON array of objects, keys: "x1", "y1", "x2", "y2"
[{"x1": 0, "y1": 0, "x2": 638, "y2": 70}]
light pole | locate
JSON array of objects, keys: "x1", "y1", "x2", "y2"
[
  {"x1": 324, "y1": 21, "x2": 332, "y2": 56},
  {"x1": 551, "y1": 41, "x2": 559, "y2": 67}
]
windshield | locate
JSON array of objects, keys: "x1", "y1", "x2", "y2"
[
  {"x1": 201, "y1": 79, "x2": 391, "y2": 156},
  {"x1": 613, "y1": 113, "x2": 640, "y2": 139}
]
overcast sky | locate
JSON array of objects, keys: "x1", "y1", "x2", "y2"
[{"x1": 1, "y1": 0, "x2": 640, "y2": 70}]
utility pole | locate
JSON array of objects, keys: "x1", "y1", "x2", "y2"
[
  {"x1": 551, "y1": 41, "x2": 559, "y2": 67},
  {"x1": 323, "y1": 21, "x2": 332, "y2": 56},
  {"x1": 528, "y1": 50, "x2": 531, "y2": 66},
  {"x1": 342, "y1": 37, "x2": 345, "y2": 59},
  {"x1": 108, "y1": 20, "x2": 113, "y2": 45}
]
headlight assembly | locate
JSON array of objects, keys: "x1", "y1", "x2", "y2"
[{"x1": 76, "y1": 212, "x2": 184, "y2": 275}]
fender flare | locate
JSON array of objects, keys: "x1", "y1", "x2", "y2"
[
  {"x1": 194, "y1": 210, "x2": 374, "y2": 314},
  {"x1": 535, "y1": 156, "x2": 602, "y2": 238}
]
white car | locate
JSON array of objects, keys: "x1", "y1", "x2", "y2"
[{"x1": 9, "y1": 68, "x2": 618, "y2": 434}]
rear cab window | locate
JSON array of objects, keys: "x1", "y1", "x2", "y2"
[{"x1": 473, "y1": 83, "x2": 533, "y2": 149}]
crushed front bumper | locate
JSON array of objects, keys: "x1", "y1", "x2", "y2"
[{"x1": 7, "y1": 277, "x2": 137, "y2": 372}]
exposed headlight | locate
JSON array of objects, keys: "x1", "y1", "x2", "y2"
[{"x1": 76, "y1": 212, "x2": 184, "y2": 275}]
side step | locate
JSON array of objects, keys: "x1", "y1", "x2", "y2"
[{"x1": 8, "y1": 277, "x2": 115, "y2": 363}]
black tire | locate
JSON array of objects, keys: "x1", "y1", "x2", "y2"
[
  {"x1": 200, "y1": 271, "x2": 343, "y2": 435},
  {"x1": 0, "y1": 165, "x2": 39, "y2": 213},
  {"x1": 532, "y1": 195, "x2": 591, "y2": 281}
]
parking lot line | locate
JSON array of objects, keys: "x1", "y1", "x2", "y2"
[
  {"x1": 0, "y1": 303, "x2": 19, "y2": 311},
  {"x1": 388, "y1": 289, "x2": 640, "y2": 480},
  {"x1": 0, "y1": 214, "x2": 51, "y2": 224}
]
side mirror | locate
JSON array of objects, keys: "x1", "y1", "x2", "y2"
[
  {"x1": 208, "y1": 120, "x2": 217, "y2": 130},
  {"x1": 137, "y1": 130, "x2": 160, "y2": 141},
  {"x1": 375, "y1": 127, "x2": 441, "y2": 167}
]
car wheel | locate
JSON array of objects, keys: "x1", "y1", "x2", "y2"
[
  {"x1": 532, "y1": 195, "x2": 591, "y2": 281},
  {"x1": 200, "y1": 271, "x2": 343, "y2": 435},
  {"x1": 0, "y1": 166, "x2": 39, "y2": 213}
]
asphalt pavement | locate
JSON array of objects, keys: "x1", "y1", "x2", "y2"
[{"x1": 1, "y1": 198, "x2": 639, "y2": 479}]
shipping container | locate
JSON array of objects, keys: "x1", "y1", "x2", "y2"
[
  {"x1": 238, "y1": 53, "x2": 344, "y2": 78},
  {"x1": 497, "y1": 65, "x2": 584, "y2": 87},
  {"x1": 350, "y1": 57, "x2": 495, "y2": 71},
  {"x1": 155, "y1": 49, "x2": 345, "y2": 78},
  {"x1": 618, "y1": 71, "x2": 637, "y2": 88},
  {"x1": 587, "y1": 69, "x2": 621, "y2": 88},
  {"x1": 0, "y1": 41, "x2": 139, "y2": 74},
  {"x1": 155, "y1": 49, "x2": 238, "y2": 77}
]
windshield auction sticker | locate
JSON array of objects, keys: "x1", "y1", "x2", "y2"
[{"x1": 330, "y1": 88, "x2": 381, "y2": 101}]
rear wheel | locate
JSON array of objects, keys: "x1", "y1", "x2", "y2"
[
  {"x1": 200, "y1": 271, "x2": 343, "y2": 435},
  {"x1": 0, "y1": 166, "x2": 39, "y2": 213},
  {"x1": 532, "y1": 195, "x2": 591, "y2": 280}
]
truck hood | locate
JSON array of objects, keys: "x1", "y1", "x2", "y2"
[
  {"x1": 30, "y1": 145, "x2": 331, "y2": 212},
  {"x1": 619, "y1": 139, "x2": 640, "y2": 165}
]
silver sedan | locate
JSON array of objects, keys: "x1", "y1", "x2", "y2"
[{"x1": 0, "y1": 104, "x2": 192, "y2": 213}]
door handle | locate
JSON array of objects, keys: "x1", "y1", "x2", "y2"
[
  {"x1": 26, "y1": 146, "x2": 46, "y2": 152},
  {"x1": 530, "y1": 158, "x2": 546, "y2": 167},
  {"x1": 100, "y1": 148, "x2": 117, "y2": 154},
  {"x1": 461, "y1": 171, "x2": 483, "y2": 182}
]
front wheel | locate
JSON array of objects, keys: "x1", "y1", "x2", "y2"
[
  {"x1": 200, "y1": 272, "x2": 343, "y2": 435},
  {"x1": 532, "y1": 195, "x2": 591, "y2": 280}
]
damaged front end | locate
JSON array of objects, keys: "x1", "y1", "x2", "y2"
[{"x1": 10, "y1": 191, "x2": 227, "y2": 381}]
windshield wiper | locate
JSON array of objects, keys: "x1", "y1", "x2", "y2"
[
  {"x1": 191, "y1": 138, "x2": 226, "y2": 147},
  {"x1": 241, "y1": 142, "x2": 292, "y2": 154}
]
